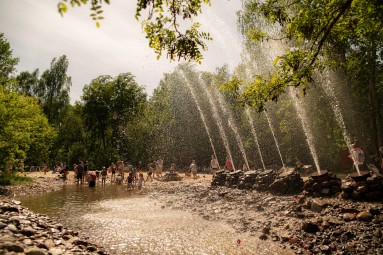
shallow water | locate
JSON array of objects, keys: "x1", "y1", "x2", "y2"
[{"x1": 20, "y1": 184, "x2": 291, "y2": 255}]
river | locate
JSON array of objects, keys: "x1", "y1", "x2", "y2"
[{"x1": 20, "y1": 184, "x2": 291, "y2": 255}]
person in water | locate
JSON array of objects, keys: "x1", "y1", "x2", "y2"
[
  {"x1": 127, "y1": 172, "x2": 134, "y2": 190},
  {"x1": 88, "y1": 172, "x2": 97, "y2": 187},
  {"x1": 137, "y1": 172, "x2": 145, "y2": 190},
  {"x1": 101, "y1": 166, "x2": 107, "y2": 185},
  {"x1": 146, "y1": 163, "x2": 153, "y2": 182}
]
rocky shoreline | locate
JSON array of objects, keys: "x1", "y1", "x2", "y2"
[
  {"x1": 0, "y1": 175, "x2": 109, "y2": 255},
  {"x1": 154, "y1": 181, "x2": 383, "y2": 255},
  {"x1": 0, "y1": 200, "x2": 109, "y2": 255}
]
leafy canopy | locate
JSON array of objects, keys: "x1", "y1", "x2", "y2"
[
  {"x1": 231, "y1": 0, "x2": 383, "y2": 110},
  {"x1": 57, "y1": 0, "x2": 212, "y2": 63},
  {"x1": 0, "y1": 88, "x2": 56, "y2": 168}
]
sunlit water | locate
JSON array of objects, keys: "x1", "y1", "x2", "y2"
[{"x1": 20, "y1": 184, "x2": 290, "y2": 255}]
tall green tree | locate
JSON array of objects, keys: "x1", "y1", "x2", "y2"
[
  {"x1": 52, "y1": 103, "x2": 88, "y2": 166},
  {"x1": 82, "y1": 73, "x2": 147, "y2": 167},
  {"x1": 0, "y1": 87, "x2": 56, "y2": 169},
  {"x1": 15, "y1": 69, "x2": 40, "y2": 96},
  {"x1": 0, "y1": 33, "x2": 19, "y2": 87},
  {"x1": 37, "y1": 55, "x2": 71, "y2": 125}
]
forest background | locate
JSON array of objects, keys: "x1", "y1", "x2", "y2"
[{"x1": 1, "y1": 0, "x2": 382, "y2": 173}]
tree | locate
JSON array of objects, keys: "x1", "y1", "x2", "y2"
[
  {"x1": 230, "y1": 0, "x2": 383, "y2": 148},
  {"x1": 52, "y1": 103, "x2": 88, "y2": 166},
  {"x1": 0, "y1": 87, "x2": 56, "y2": 169},
  {"x1": 0, "y1": 33, "x2": 19, "y2": 87},
  {"x1": 15, "y1": 69, "x2": 40, "y2": 96},
  {"x1": 82, "y1": 73, "x2": 147, "y2": 167},
  {"x1": 37, "y1": 55, "x2": 72, "y2": 125},
  {"x1": 56, "y1": 0, "x2": 211, "y2": 63}
]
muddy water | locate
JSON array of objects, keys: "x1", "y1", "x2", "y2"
[{"x1": 20, "y1": 185, "x2": 291, "y2": 255}]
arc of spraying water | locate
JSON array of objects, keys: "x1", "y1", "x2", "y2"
[
  {"x1": 246, "y1": 107, "x2": 266, "y2": 170},
  {"x1": 321, "y1": 69, "x2": 360, "y2": 174},
  {"x1": 214, "y1": 88, "x2": 250, "y2": 171},
  {"x1": 288, "y1": 87, "x2": 321, "y2": 172},
  {"x1": 264, "y1": 111, "x2": 286, "y2": 169},
  {"x1": 180, "y1": 71, "x2": 220, "y2": 169},
  {"x1": 197, "y1": 75, "x2": 234, "y2": 170}
]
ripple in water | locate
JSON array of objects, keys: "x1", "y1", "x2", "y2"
[
  {"x1": 83, "y1": 198, "x2": 289, "y2": 254},
  {"x1": 20, "y1": 185, "x2": 292, "y2": 255}
]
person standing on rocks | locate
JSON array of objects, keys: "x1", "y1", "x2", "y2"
[
  {"x1": 42, "y1": 163, "x2": 47, "y2": 175},
  {"x1": 190, "y1": 160, "x2": 198, "y2": 179},
  {"x1": 349, "y1": 143, "x2": 368, "y2": 171},
  {"x1": 156, "y1": 157, "x2": 164, "y2": 178},
  {"x1": 210, "y1": 155, "x2": 219, "y2": 175},
  {"x1": 225, "y1": 155, "x2": 233, "y2": 171}
]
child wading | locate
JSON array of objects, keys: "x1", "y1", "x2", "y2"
[
  {"x1": 101, "y1": 166, "x2": 107, "y2": 185},
  {"x1": 146, "y1": 164, "x2": 153, "y2": 182},
  {"x1": 127, "y1": 172, "x2": 134, "y2": 190},
  {"x1": 137, "y1": 173, "x2": 145, "y2": 190}
]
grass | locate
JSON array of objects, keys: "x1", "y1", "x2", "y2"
[{"x1": 0, "y1": 173, "x2": 33, "y2": 186}]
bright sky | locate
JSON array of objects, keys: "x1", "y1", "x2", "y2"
[{"x1": 0, "y1": 0, "x2": 243, "y2": 103}]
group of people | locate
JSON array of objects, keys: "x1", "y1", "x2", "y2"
[{"x1": 72, "y1": 158, "x2": 167, "y2": 190}]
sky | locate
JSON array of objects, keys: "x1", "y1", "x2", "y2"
[{"x1": 0, "y1": 0, "x2": 243, "y2": 103}]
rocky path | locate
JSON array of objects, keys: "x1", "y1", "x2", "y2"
[{"x1": 154, "y1": 181, "x2": 383, "y2": 255}]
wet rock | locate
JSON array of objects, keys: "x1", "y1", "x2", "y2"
[
  {"x1": 304, "y1": 171, "x2": 341, "y2": 197},
  {"x1": 356, "y1": 211, "x2": 373, "y2": 222},
  {"x1": 310, "y1": 199, "x2": 328, "y2": 213},
  {"x1": 0, "y1": 200, "x2": 109, "y2": 255},
  {"x1": 269, "y1": 170, "x2": 304, "y2": 195},
  {"x1": 343, "y1": 213, "x2": 357, "y2": 221},
  {"x1": 302, "y1": 221, "x2": 319, "y2": 233},
  {"x1": 21, "y1": 227, "x2": 37, "y2": 236},
  {"x1": 365, "y1": 191, "x2": 383, "y2": 201},
  {"x1": 25, "y1": 248, "x2": 47, "y2": 255},
  {"x1": 0, "y1": 242, "x2": 24, "y2": 252}
]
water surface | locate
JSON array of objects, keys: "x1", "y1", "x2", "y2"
[{"x1": 20, "y1": 184, "x2": 292, "y2": 255}]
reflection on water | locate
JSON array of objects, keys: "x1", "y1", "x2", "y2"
[{"x1": 20, "y1": 185, "x2": 291, "y2": 255}]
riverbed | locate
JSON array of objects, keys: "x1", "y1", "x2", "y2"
[{"x1": 19, "y1": 184, "x2": 292, "y2": 255}]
